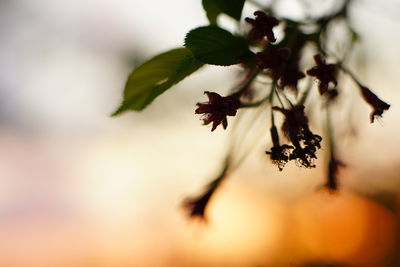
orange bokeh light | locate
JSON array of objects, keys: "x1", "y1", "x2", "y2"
[{"x1": 293, "y1": 191, "x2": 397, "y2": 266}]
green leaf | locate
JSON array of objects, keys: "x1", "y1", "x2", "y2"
[
  {"x1": 112, "y1": 48, "x2": 203, "y2": 115},
  {"x1": 202, "y1": 0, "x2": 220, "y2": 24},
  {"x1": 202, "y1": 0, "x2": 245, "y2": 24},
  {"x1": 184, "y1": 26, "x2": 251, "y2": 66}
]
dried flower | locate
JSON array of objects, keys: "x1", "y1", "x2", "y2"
[
  {"x1": 359, "y1": 85, "x2": 390, "y2": 123},
  {"x1": 245, "y1": 11, "x2": 280, "y2": 42},
  {"x1": 195, "y1": 91, "x2": 240, "y2": 131},
  {"x1": 182, "y1": 188, "x2": 214, "y2": 220},
  {"x1": 290, "y1": 146, "x2": 318, "y2": 168},
  {"x1": 257, "y1": 48, "x2": 291, "y2": 79},
  {"x1": 273, "y1": 105, "x2": 322, "y2": 169},
  {"x1": 266, "y1": 144, "x2": 294, "y2": 171},
  {"x1": 307, "y1": 55, "x2": 338, "y2": 95},
  {"x1": 182, "y1": 163, "x2": 228, "y2": 220},
  {"x1": 302, "y1": 131, "x2": 322, "y2": 150}
]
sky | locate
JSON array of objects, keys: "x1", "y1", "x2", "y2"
[{"x1": 0, "y1": 0, "x2": 400, "y2": 266}]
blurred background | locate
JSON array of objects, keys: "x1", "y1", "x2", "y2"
[{"x1": 0, "y1": 0, "x2": 400, "y2": 266}]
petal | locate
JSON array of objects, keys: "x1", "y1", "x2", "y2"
[
  {"x1": 204, "y1": 91, "x2": 222, "y2": 102},
  {"x1": 222, "y1": 118, "x2": 228, "y2": 129}
]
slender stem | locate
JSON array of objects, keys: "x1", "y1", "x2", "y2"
[
  {"x1": 269, "y1": 80, "x2": 277, "y2": 124},
  {"x1": 298, "y1": 77, "x2": 312, "y2": 105},
  {"x1": 255, "y1": 80, "x2": 273, "y2": 85},
  {"x1": 325, "y1": 103, "x2": 334, "y2": 156},
  {"x1": 233, "y1": 68, "x2": 261, "y2": 97},
  {"x1": 277, "y1": 88, "x2": 295, "y2": 108},
  {"x1": 325, "y1": 102, "x2": 339, "y2": 190},
  {"x1": 337, "y1": 63, "x2": 363, "y2": 87},
  {"x1": 240, "y1": 98, "x2": 268, "y2": 108},
  {"x1": 274, "y1": 87, "x2": 285, "y2": 108},
  {"x1": 231, "y1": 109, "x2": 268, "y2": 170},
  {"x1": 270, "y1": 103, "x2": 275, "y2": 127},
  {"x1": 228, "y1": 100, "x2": 269, "y2": 171},
  {"x1": 269, "y1": 87, "x2": 280, "y2": 147},
  {"x1": 230, "y1": 101, "x2": 269, "y2": 170}
]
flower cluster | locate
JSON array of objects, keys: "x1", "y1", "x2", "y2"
[
  {"x1": 187, "y1": 4, "x2": 391, "y2": 219},
  {"x1": 194, "y1": 10, "x2": 389, "y2": 173},
  {"x1": 267, "y1": 105, "x2": 322, "y2": 170},
  {"x1": 256, "y1": 45, "x2": 305, "y2": 93},
  {"x1": 113, "y1": 0, "x2": 393, "y2": 221}
]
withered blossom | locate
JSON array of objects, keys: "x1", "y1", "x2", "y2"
[
  {"x1": 195, "y1": 91, "x2": 240, "y2": 131},
  {"x1": 266, "y1": 144, "x2": 294, "y2": 171},
  {"x1": 182, "y1": 187, "x2": 214, "y2": 220},
  {"x1": 257, "y1": 48, "x2": 291, "y2": 79},
  {"x1": 307, "y1": 55, "x2": 338, "y2": 95},
  {"x1": 272, "y1": 105, "x2": 322, "y2": 169},
  {"x1": 182, "y1": 163, "x2": 228, "y2": 220},
  {"x1": 302, "y1": 131, "x2": 322, "y2": 149},
  {"x1": 290, "y1": 145, "x2": 318, "y2": 169},
  {"x1": 266, "y1": 124, "x2": 294, "y2": 171},
  {"x1": 245, "y1": 11, "x2": 280, "y2": 42},
  {"x1": 359, "y1": 85, "x2": 390, "y2": 123}
]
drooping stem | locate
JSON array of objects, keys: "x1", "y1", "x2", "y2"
[
  {"x1": 298, "y1": 77, "x2": 313, "y2": 105},
  {"x1": 233, "y1": 67, "x2": 261, "y2": 97},
  {"x1": 324, "y1": 102, "x2": 344, "y2": 191}
]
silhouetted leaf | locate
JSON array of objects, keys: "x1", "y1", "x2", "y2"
[
  {"x1": 184, "y1": 26, "x2": 251, "y2": 66},
  {"x1": 202, "y1": 0, "x2": 245, "y2": 24},
  {"x1": 202, "y1": 0, "x2": 220, "y2": 24},
  {"x1": 112, "y1": 48, "x2": 203, "y2": 115}
]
